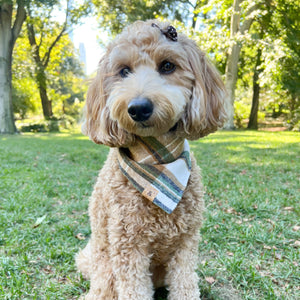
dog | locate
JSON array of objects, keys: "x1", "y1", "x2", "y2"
[{"x1": 76, "y1": 20, "x2": 227, "y2": 300}]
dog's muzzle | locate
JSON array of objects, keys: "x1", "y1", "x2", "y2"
[{"x1": 128, "y1": 98, "x2": 153, "y2": 122}]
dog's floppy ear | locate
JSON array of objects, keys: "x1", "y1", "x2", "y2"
[
  {"x1": 179, "y1": 38, "x2": 228, "y2": 139},
  {"x1": 82, "y1": 55, "x2": 135, "y2": 147}
]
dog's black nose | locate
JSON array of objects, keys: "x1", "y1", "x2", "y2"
[{"x1": 128, "y1": 98, "x2": 153, "y2": 122}]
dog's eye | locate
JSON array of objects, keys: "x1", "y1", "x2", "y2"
[
  {"x1": 119, "y1": 67, "x2": 131, "y2": 78},
  {"x1": 159, "y1": 61, "x2": 176, "y2": 74}
]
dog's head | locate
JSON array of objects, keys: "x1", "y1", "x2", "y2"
[{"x1": 83, "y1": 20, "x2": 228, "y2": 147}]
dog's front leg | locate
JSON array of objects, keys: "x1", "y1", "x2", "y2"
[
  {"x1": 108, "y1": 222, "x2": 153, "y2": 300},
  {"x1": 165, "y1": 231, "x2": 201, "y2": 300}
]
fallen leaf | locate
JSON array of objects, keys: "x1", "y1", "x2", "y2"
[
  {"x1": 293, "y1": 261, "x2": 299, "y2": 267},
  {"x1": 292, "y1": 225, "x2": 300, "y2": 231},
  {"x1": 227, "y1": 251, "x2": 234, "y2": 256},
  {"x1": 292, "y1": 241, "x2": 300, "y2": 248},
  {"x1": 29, "y1": 260, "x2": 38, "y2": 264},
  {"x1": 225, "y1": 208, "x2": 237, "y2": 215},
  {"x1": 43, "y1": 265, "x2": 53, "y2": 274},
  {"x1": 75, "y1": 233, "x2": 86, "y2": 240},
  {"x1": 214, "y1": 224, "x2": 220, "y2": 230},
  {"x1": 283, "y1": 207, "x2": 294, "y2": 211},
  {"x1": 263, "y1": 245, "x2": 278, "y2": 250},
  {"x1": 259, "y1": 271, "x2": 271, "y2": 277},
  {"x1": 58, "y1": 276, "x2": 69, "y2": 283},
  {"x1": 205, "y1": 277, "x2": 216, "y2": 284},
  {"x1": 59, "y1": 154, "x2": 67, "y2": 161},
  {"x1": 264, "y1": 245, "x2": 272, "y2": 250},
  {"x1": 275, "y1": 252, "x2": 282, "y2": 260},
  {"x1": 267, "y1": 219, "x2": 275, "y2": 226},
  {"x1": 33, "y1": 215, "x2": 47, "y2": 228}
]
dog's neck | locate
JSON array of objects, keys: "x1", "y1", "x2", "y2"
[{"x1": 126, "y1": 132, "x2": 185, "y2": 165}]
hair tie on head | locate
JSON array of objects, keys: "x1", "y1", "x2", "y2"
[{"x1": 152, "y1": 23, "x2": 178, "y2": 42}]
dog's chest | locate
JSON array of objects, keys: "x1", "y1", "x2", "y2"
[{"x1": 97, "y1": 149, "x2": 203, "y2": 245}]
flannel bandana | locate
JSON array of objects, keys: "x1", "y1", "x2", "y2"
[{"x1": 117, "y1": 136, "x2": 192, "y2": 214}]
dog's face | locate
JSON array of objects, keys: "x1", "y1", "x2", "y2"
[{"x1": 83, "y1": 20, "x2": 228, "y2": 147}]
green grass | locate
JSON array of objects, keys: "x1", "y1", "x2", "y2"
[{"x1": 0, "y1": 131, "x2": 299, "y2": 299}]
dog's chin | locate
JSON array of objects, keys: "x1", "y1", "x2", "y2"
[{"x1": 121, "y1": 120, "x2": 178, "y2": 137}]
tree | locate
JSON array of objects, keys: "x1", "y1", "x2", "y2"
[
  {"x1": 247, "y1": 47, "x2": 262, "y2": 129},
  {"x1": 25, "y1": 0, "x2": 89, "y2": 120},
  {"x1": 247, "y1": 0, "x2": 300, "y2": 130},
  {"x1": 272, "y1": 0, "x2": 300, "y2": 129},
  {"x1": 12, "y1": 24, "x2": 87, "y2": 122},
  {"x1": 91, "y1": 0, "x2": 191, "y2": 35},
  {"x1": 223, "y1": 0, "x2": 260, "y2": 129},
  {"x1": 25, "y1": 0, "x2": 69, "y2": 119},
  {"x1": 0, "y1": 0, "x2": 26, "y2": 133}
]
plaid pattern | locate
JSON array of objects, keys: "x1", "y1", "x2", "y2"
[{"x1": 117, "y1": 136, "x2": 191, "y2": 214}]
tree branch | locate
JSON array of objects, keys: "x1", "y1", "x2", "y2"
[
  {"x1": 240, "y1": 3, "x2": 260, "y2": 34},
  {"x1": 26, "y1": 20, "x2": 41, "y2": 65},
  {"x1": 42, "y1": 24, "x2": 66, "y2": 68},
  {"x1": 26, "y1": 21, "x2": 37, "y2": 47},
  {"x1": 42, "y1": 0, "x2": 70, "y2": 68},
  {"x1": 12, "y1": 0, "x2": 26, "y2": 46}
]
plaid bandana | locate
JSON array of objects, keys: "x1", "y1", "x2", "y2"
[{"x1": 117, "y1": 136, "x2": 191, "y2": 214}]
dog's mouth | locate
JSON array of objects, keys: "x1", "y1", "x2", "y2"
[
  {"x1": 133, "y1": 120, "x2": 178, "y2": 135},
  {"x1": 140, "y1": 122, "x2": 151, "y2": 128}
]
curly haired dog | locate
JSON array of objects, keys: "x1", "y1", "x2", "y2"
[{"x1": 76, "y1": 20, "x2": 227, "y2": 300}]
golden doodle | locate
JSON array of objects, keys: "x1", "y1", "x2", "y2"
[{"x1": 76, "y1": 20, "x2": 228, "y2": 299}]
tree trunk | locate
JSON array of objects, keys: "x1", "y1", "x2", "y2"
[
  {"x1": 27, "y1": 20, "x2": 53, "y2": 120},
  {"x1": 223, "y1": 0, "x2": 242, "y2": 129},
  {"x1": 224, "y1": 42, "x2": 242, "y2": 129},
  {"x1": 0, "y1": 2, "x2": 26, "y2": 134},
  {"x1": 0, "y1": 51, "x2": 16, "y2": 133},
  {"x1": 248, "y1": 48, "x2": 262, "y2": 129},
  {"x1": 36, "y1": 66, "x2": 53, "y2": 119},
  {"x1": 0, "y1": 4, "x2": 15, "y2": 134},
  {"x1": 224, "y1": 0, "x2": 258, "y2": 129}
]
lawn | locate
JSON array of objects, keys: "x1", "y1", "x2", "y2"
[{"x1": 0, "y1": 130, "x2": 299, "y2": 299}]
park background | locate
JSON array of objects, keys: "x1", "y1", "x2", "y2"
[{"x1": 0, "y1": 0, "x2": 299, "y2": 299}]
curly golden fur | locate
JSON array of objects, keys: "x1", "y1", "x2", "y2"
[{"x1": 76, "y1": 20, "x2": 228, "y2": 299}]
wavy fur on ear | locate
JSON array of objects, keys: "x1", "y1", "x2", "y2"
[
  {"x1": 82, "y1": 56, "x2": 135, "y2": 147},
  {"x1": 178, "y1": 37, "x2": 228, "y2": 139}
]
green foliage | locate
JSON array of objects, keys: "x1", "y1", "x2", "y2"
[
  {"x1": 194, "y1": 0, "x2": 300, "y2": 129},
  {"x1": 91, "y1": 0, "x2": 192, "y2": 35},
  {"x1": 12, "y1": 24, "x2": 87, "y2": 123},
  {"x1": 12, "y1": 79, "x2": 38, "y2": 119},
  {"x1": 8, "y1": 0, "x2": 300, "y2": 130},
  {"x1": 234, "y1": 101, "x2": 265, "y2": 128},
  {"x1": 234, "y1": 101, "x2": 250, "y2": 128},
  {"x1": 0, "y1": 131, "x2": 299, "y2": 299}
]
